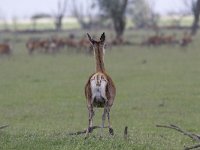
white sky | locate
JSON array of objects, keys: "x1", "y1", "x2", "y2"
[{"x1": 0, "y1": 0, "x2": 187, "y2": 19}]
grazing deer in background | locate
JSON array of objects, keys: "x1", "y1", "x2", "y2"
[
  {"x1": 145, "y1": 35, "x2": 161, "y2": 46},
  {"x1": 0, "y1": 43, "x2": 11, "y2": 55},
  {"x1": 84, "y1": 32, "x2": 116, "y2": 137},
  {"x1": 166, "y1": 33, "x2": 178, "y2": 45},
  {"x1": 180, "y1": 31, "x2": 192, "y2": 47},
  {"x1": 26, "y1": 39, "x2": 43, "y2": 54}
]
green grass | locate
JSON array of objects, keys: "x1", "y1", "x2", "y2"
[{"x1": 0, "y1": 30, "x2": 200, "y2": 149}]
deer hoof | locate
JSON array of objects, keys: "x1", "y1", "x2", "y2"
[
  {"x1": 109, "y1": 128, "x2": 114, "y2": 135},
  {"x1": 88, "y1": 127, "x2": 93, "y2": 133}
]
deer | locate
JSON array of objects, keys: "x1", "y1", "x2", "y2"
[
  {"x1": 142, "y1": 33, "x2": 162, "y2": 46},
  {"x1": 0, "y1": 43, "x2": 11, "y2": 55},
  {"x1": 26, "y1": 39, "x2": 43, "y2": 54},
  {"x1": 84, "y1": 32, "x2": 116, "y2": 138},
  {"x1": 78, "y1": 36, "x2": 93, "y2": 54},
  {"x1": 180, "y1": 31, "x2": 192, "y2": 47}
]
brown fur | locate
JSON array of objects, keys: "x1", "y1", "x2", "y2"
[
  {"x1": 26, "y1": 39, "x2": 59, "y2": 54},
  {"x1": 180, "y1": 32, "x2": 192, "y2": 47},
  {"x1": 26, "y1": 39, "x2": 45, "y2": 54},
  {"x1": 85, "y1": 72, "x2": 116, "y2": 108},
  {"x1": 0, "y1": 43, "x2": 11, "y2": 55}
]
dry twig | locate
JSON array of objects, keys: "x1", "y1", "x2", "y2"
[
  {"x1": 184, "y1": 144, "x2": 200, "y2": 150},
  {"x1": 67, "y1": 126, "x2": 109, "y2": 135},
  {"x1": 124, "y1": 126, "x2": 128, "y2": 140},
  {"x1": 0, "y1": 125, "x2": 9, "y2": 130}
]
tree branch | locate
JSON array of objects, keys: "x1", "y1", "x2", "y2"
[
  {"x1": 184, "y1": 144, "x2": 200, "y2": 150},
  {"x1": 0, "y1": 125, "x2": 9, "y2": 130},
  {"x1": 121, "y1": 0, "x2": 128, "y2": 14},
  {"x1": 61, "y1": 0, "x2": 67, "y2": 16},
  {"x1": 156, "y1": 124, "x2": 200, "y2": 142},
  {"x1": 67, "y1": 126, "x2": 109, "y2": 135}
]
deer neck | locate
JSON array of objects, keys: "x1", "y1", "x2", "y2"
[{"x1": 94, "y1": 46, "x2": 105, "y2": 73}]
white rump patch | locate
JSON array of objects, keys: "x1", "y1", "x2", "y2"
[{"x1": 90, "y1": 73, "x2": 108, "y2": 103}]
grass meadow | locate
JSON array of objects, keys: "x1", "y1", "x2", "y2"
[{"x1": 0, "y1": 29, "x2": 200, "y2": 150}]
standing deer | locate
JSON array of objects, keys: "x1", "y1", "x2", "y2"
[
  {"x1": 84, "y1": 33, "x2": 116, "y2": 137},
  {"x1": 180, "y1": 31, "x2": 192, "y2": 47},
  {"x1": 0, "y1": 43, "x2": 11, "y2": 55}
]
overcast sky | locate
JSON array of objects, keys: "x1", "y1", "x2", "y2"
[{"x1": 0, "y1": 0, "x2": 187, "y2": 19}]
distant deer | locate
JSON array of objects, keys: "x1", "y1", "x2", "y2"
[
  {"x1": 143, "y1": 34, "x2": 163, "y2": 46},
  {"x1": 26, "y1": 39, "x2": 43, "y2": 54},
  {"x1": 84, "y1": 32, "x2": 116, "y2": 137},
  {"x1": 0, "y1": 43, "x2": 11, "y2": 55},
  {"x1": 180, "y1": 31, "x2": 192, "y2": 47},
  {"x1": 78, "y1": 35, "x2": 92, "y2": 54}
]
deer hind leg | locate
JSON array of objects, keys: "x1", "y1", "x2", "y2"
[
  {"x1": 100, "y1": 107, "x2": 107, "y2": 137},
  {"x1": 106, "y1": 106, "x2": 114, "y2": 136},
  {"x1": 85, "y1": 106, "x2": 94, "y2": 138}
]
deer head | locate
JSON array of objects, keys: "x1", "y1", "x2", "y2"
[
  {"x1": 87, "y1": 32, "x2": 106, "y2": 54},
  {"x1": 87, "y1": 33, "x2": 105, "y2": 44}
]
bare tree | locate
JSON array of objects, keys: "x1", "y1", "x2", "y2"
[
  {"x1": 31, "y1": 13, "x2": 51, "y2": 31},
  {"x1": 128, "y1": 0, "x2": 159, "y2": 29},
  {"x1": 72, "y1": 0, "x2": 107, "y2": 29},
  {"x1": 0, "y1": 9, "x2": 9, "y2": 31},
  {"x1": 191, "y1": 0, "x2": 200, "y2": 35},
  {"x1": 53, "y1": 0, "x2": 67, "y2": 31},
  {"x1": 183, "y1": 0, "x2": 200, "y2": 35},
  {"x1": 12, "y1": 16, "x2": 18, "y2": 31},
  {"x1": 97, "y1": 0, "x2": 128, "y2": 39},
  {"x1": 71, "y1": 0, "x2": 94, "y2": 29}
]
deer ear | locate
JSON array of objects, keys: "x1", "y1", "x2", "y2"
[
  {"x1": 87, "y1": 33, "x2": 94, "y2": 44},
  {"x1": 100, "y1": 32, "x2": 105, "y2": 43}
]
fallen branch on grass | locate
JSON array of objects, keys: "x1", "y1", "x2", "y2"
[
  {"x1": 184, "y1": 144, "x2": 200, "y2": 150},
  {"x1": 0, "y1": 125, "x2": 9, "y2": 130},
  {"x1": 67, "y1": 126, "x2": 109, "y2": 135},
  {"x1": 156, "y1": 124, "x2": 200, "y2": 142},
  {"x1": 68, "y1": 125, "x2": 129, "y2": 140},
  {"x1": 156, "y1": 124, "x2": 200, "y2": 150}
]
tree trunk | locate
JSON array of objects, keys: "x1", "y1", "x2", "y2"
[
  {"x1": 113, "y1": 15, "x2": 126, "y2": 39},
  {"x1": 191, "y1": 0, "x2": 200, "y2": 35},
  {"x1": 97, "y1": 0, "x2": 128, "y2": 39},
  {"x1": 32, "y1": 19, "x2": 37, "y2": 31},
  {"x1": 55, "y1": 16, "x2": 63, "y2": 31}
]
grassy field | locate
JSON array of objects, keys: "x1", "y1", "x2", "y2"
[{"x1": 0, "y1": 29, "x2": 200, "y2": 150}]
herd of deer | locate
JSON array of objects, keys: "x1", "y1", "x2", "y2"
[
  {"x1": 25, "y1": 35, "x2": 92, "y2": 55},
  {"x1": 142, "y1": 32, "x2": 193, "y2": 47},
  {"x1": 0, "y1": 31, "x2": 193, "y2": 56}
]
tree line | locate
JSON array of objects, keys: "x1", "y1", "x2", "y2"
[{"x1": 1, "y1": 0, "x2": 200, "y2": 38}]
